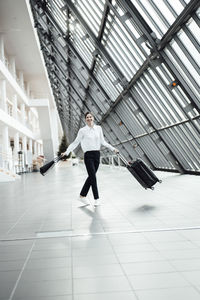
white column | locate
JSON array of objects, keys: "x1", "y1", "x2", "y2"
[
  {"x1": 20, "y1": 103, "x2": 25, "y2": 125},
  {"x1": 22, "y1": 136, "x2": 27, "y2": 167},
  {"x1": 37, "y1": 143, "x2": 41, "y2": 156},
  {"x1": 40, "y1": 143, "x2": 43, "y2": 155},
  {"x1": 2, "y1": 126, "x2": 9, "y2": 155},
  {"x1": 0, "y1": 34, "x2": 5, "y2": 63},
  {"x1": 9, "y1": 56, "x2": 16, "y2": 79},
  {"x1": 50, "y1": 108, "x2": 59, "y2": 154},
  {"x1": 27, "y1": 138, "x2": 33, "y2": 170},
  {"x1": 27, "y1": 108, "x2": 31, "y2": 125},
  {"x1": 29, "y1": 139, "x2": 33, "y2": 153},
  {"x1": 18, "y1": 71, "x2": 24, "y2": 89},
  {"x1": 26, "y1": 82, "x2": 30, "y2": 98},
  {"x1": 14, "y1": 132, "x2": 19, "y2": 160},
  {"x1": 2, "y1": 126, "x2": 9, "y2": 169},
  {"x1": 0, "y1": 80, "x2": 7, "y2": 112},
  {"x1": 13, "y1": 94, "x2": 18, "y2": 119},
  {"x1": 34, "y1": 141, "x2": 37, "y2": 157}
]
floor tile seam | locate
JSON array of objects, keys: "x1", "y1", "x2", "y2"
[
  {"x1": 7, "y1": 296, "x2": 73, "y2": 300},
  {"x1": 140, "y1": 230, "x2": 187, "y2": 275},
  {"x1": 11, "y1": 277, "x2": 72, "y2": 284},
  {"x1": 71, "y1": 192, "x2": 77, "y2": 300},
  {"x1": 149, "y1": 248, "x2": 200, "y2": 257},
  {"x1": 68, "y1": 270, "x2": 190, "y2": 280},
  {"x1": 72, "y1": 288, "x2": 133, "y2": 295},
  {"x1": 71, "y1": 248, "x2": 161, "y2": 257},
  {"x1": 98, "y1": 200, "x2": 134, "y2": 229},
  {"x1": 2, "y1": 265, "x2": 72, "y2": 272},
  {"x1": 112, "y1": 245, "x2": 195, "y2": 252},
  {"x1": 131, "y1": 283, "x2": 197, "y2": 292},
  {"x1": 7, "y1": 242, "x2": 36, "y2": 300},
  {"x1": 4, "y1": 257, "x2": 200, "y2": 269},
  {"x1": 109, "y1": 201, "x2": 163, "y2": 229},
  {"x1": 1, "y1": 255, "x2": 173, "y2": 264},
  {"x1": 104, "y1": 232, "x2": 140, "y2": 300},
  {"x1": 7, "y1": 262, "x2": 118, "y2": 271},
  {"x1": 30, "y1": 248, "x2": 71, "y2": 252},
  {"x1": 178, "y1": 272, "x2": 200, "y2": 293},
  {"x1": 178, "y1": 231, "x2": 200, "y2": 249},
  {"x1": 109, "y1": 270, "x2": 192, "y2": 277},
  {"x1": 71, "y1": 195, "x2": 108, "y2": 300},
  {"x1": 120, "y1": 270, "x2": 196, "y2": 277},
  {"x1": 3, "y1": 204, "x2": 40, "y2": 237},
  {"x1": 176, "y1": 268, "x2": 200, "y2": 273},
  {"x1": 70, "y1": 238, "x2": 75, "y2": 300},
  {"x1": 62, "y1": 290, "x2": 134, "y2": 297},
  {"x1": 15, "y1": 277, "x2": 72, "y2": 284},
  {"x1": 1, "y1": 225, "x2": 200, "y2": 242},
  {"x1": 7, "y1": 220, "x2": 47, "y2": 300},
  {"x1": 70, "y1": 236, "x2": 74, "y2": 300},
  {"x1": 132, "y1": 287, "x2": 200, "y2": 298},
  {"x1": 143, "y1": 236, "x2": 200, "y2": 289},
  {"x1": 22, "y1": 255, "x2": 72, "y2": 261}
]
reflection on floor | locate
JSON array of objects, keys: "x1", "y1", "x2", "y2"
[{"x1": 0, "y1": 161, "x2": 200, "y2": 299}]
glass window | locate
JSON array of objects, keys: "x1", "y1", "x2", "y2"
[{"x1": 74, "y1": 0, "x2": 105, "y2": 36}]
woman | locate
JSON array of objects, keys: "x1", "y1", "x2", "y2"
[{"x1": 62, "y1": 112, "x2": 118, "y2": 206}]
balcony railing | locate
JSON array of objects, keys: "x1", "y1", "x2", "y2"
[
  {"x1": 100, "y1": 154, "x2": 122, "y2": 168},
  {"x1": 0, "y1": 151, "x2": 16, "y2": 174},
  {"x1": 1, "y1": 54, "x2": 29, "y2": 98}
]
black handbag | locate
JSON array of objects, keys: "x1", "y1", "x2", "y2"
[{"x1": 40, "y1": 156, "x2": 62, "y2": 176}]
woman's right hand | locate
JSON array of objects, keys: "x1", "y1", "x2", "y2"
[
  {"x1": 114, "y1": 148, "x2": 119, "y2": 154},
  {"x1": 61, "y1": 152, "x2": 66, "y2": 157}
]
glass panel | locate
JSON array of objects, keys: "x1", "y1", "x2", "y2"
[
  {"x1": 74, "y1": 0, "x2": 105, "y2": 36},
  {"x1": 163, "y1": 0, "x2": 185, "y2": 15},
  {"x1": 102, "y1": 11, "x2": 146, "y2": 80},
  {"x1": 95, "y1": 66, "x2": 120, "y2": 101},
  {"x1": 164, "y1": 46, "x2": 200, "y2": 101},
  {"x1": 160, "y1": 124, "x2": 200, "y2": 171},
  {"x1": 171, "y1": 39, "x2": 200, "y2": 84},
  {"x1": 31, "y1": 0, "x2": 200, "y2": 173},
  {"x1": 115, "y1": 101, "x2": 146, "y2": 136},
  {"x1": 69, "y1": 19, "x2": 95, "y2": 68},
  {"x1": 48, "y1": 0, "x2": 67, "y2": 29},
  {"x1": 137, "y1": 135, "x2": 173, "y2": 168},
  {"x1": 130, "y1": 0, "x2": 186, "y2": 38}
]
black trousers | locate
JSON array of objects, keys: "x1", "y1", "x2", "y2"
[{"x1": 80, "y1": 151, "x2": 100, "y2": 200}]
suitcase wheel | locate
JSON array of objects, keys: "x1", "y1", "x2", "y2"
[
  {"x1": 150, "y1": 186, "x2": 154, "y2": 190},
  {"x1": 159, "y1": 180, "x2": 162, "y2": 183}
]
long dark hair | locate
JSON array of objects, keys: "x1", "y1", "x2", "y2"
[{"x1": 85, "y1": 112, "x2": 93, "y2": 119}]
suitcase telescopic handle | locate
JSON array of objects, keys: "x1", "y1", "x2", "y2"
[{"x1": 116, "y1": 153, "x2": 129, "y2": 166}]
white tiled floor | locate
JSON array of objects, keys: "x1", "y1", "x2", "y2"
[{"x1": 0, "y1": 161, "x2": 200, "y2": 299}]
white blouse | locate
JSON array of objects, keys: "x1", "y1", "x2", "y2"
[{"x1": 65, "y1": 125, "x2": 115, "y2": 155}]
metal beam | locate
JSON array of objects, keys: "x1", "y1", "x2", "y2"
[
  {"x1": 31, "y1": 1, "x2": 115, "y2": 125},
  {"x1": 75, "y1": 0, "x2": 111, "y2": 129},
  {"x1": 100, "y1": 58, "x2": 151, "y2": 123},
  {"x1": 99, "y1": 0, "x2": 200, "y2": 124},
  {"x1": 158, "y1": 0, "x2": 200, "y2": 50},
  {"x1": 64, "y1": 0, "x2": 127, "y2": 82},
  {"x1": 33, "y1": 2, "x2": 113, "y2": 104},
  {"x1": 117, "y1": 0, "x2": 158, "y2": 51}
]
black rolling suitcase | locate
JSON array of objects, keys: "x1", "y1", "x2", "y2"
[{"x1": 118, "y1": 154, "x2": 161, "y2": 190}]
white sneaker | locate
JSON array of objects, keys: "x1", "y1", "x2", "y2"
[
  {"x1": 94, "y1": 199, "x2": 101, "y2": 206},
  {"x1": 78, "y1": 196, "x2": 90, "y2": 205}
]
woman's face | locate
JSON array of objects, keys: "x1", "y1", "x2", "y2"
[{"x1": 85, "y1": 113, "x2": 94, "y2": 127}]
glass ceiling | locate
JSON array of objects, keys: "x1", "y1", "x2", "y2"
[{"x1": 30, "y1": 0, "x2": 200, "y2": 174}]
